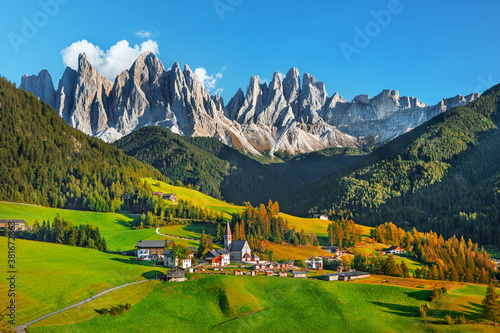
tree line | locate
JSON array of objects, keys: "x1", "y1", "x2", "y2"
[
  {"x1": 229, "y1": 201, "x2": 319, "y2": 246},
  {"x1": 15, "y1": 214, "x2": 107, "y2": 250},
  {"x1": 370, "y1": 222, "x2": 496, "y2": 283}
]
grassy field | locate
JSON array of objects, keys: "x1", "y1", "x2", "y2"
[
  {"x1": 263, "y1": 241, "x2": 333, "y2": 261},
  {"x1": 0, "y1": 238, "x2": 165, "y2": 324},
  {"x1": 30, "y1": 274, "x2": 495, "y2": 333},
  {"x1": 145, "y1": 178, "x2": 244, "y2": 219},
  {"x1": 30, "y1": 280, "x2": 160, "y2": 329},
  {"x1": 159, "y1": 223, "x2": 218, "y2": 240},
  {"x1": 0, "y1": 202, "x2": 162, "y2": 251}
]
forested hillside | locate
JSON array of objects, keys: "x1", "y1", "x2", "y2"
[
  {"x1": 285, "y1": 84, "x2": 500, "y2": 246},
  {"x1": 0, "y1": 77, "x2": 165, "y2": 212},
  {"x1": 114, "y1": 126, "x2": 365, "y2": 205},
  {"x1": 114, "y1": 126, "x2": 230, "y2": 199}
]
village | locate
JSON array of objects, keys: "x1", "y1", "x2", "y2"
[{"x1": 134, "y1": 220, "x2": 372, "y2": 283}]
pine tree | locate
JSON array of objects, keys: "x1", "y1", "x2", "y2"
[{"x1": 483, "y1": 283, "x2": 500, "y2": 324}]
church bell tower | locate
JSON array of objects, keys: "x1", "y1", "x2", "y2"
[{"x1": 224, "y1": 221, "x2": 232, "y2": 250}]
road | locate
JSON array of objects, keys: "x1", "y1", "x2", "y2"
[{"x1": 14, "y1": 279, "x2": 157, "y2": 332}]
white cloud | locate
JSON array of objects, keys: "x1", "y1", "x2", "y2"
[
  {"x1": 194, "y1": 67, "x2": 224, "y2": 93},
  {"x1": 135, "y1": 30, "x2": 152, "y2": 38},
  {"x1": 61, "y1": 39, "x2": 160, "y2": 80}
]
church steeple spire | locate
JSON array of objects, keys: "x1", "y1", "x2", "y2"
[{"x1": 224, "y1": 221, "x2": 232, "y2": 250}]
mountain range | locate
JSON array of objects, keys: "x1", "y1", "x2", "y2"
[{"x1": 21, "y1": 52, "x2": 478, "y2": 155}]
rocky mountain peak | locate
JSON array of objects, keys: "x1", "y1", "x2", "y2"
[{"x1": 20, "y1": 69, "x2": 56, "y2": 108}]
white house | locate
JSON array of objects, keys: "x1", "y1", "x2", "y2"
[
  {"x1": 312, "y1": 214, "x2": 329, "y2": 221},
  {"x1": 163, "y1": 247, "x2": 196, "y2": 269}
]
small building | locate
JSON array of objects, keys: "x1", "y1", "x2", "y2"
[
  {"x1": 381, "y1": 246, "x2": 404, "y2": 255},
  {"x1": 135, "y1": 240, "x2": 166, "y2": 260},
  {"x1": 292, "y1": 271, "x2": 308, "y2": 279},
  {"x1": 205, "y1": 250, "x2": 222, "y2": 267},
  {"x1": 266, "y1": 263, "x2": 274, "y2": 270},
  {"x1": 339, "y1": 271, "x2": 370, "y2": 281},
  {"x1": 152, "y1": 191, "x2": 163, "y2": 196},
  {"x1": 254, "y1": 264, "x2": 262, "y2": 270},
  {"x1": 252, "y1": 254, "x2": 260, "y2": 262},
  {"x1": 250, "y1": 270, "x2": 258, "y2": 276},
  {"x1": 265, "y1": 270, "x2": 274, "y2": 276},
  {"x1": 163, "y1": 246, "x2": 196, "y2": 269},
  {"x1": 323, "y1": 273, "x2": 341, "y2": 281},
  {"x1": 217, "y1": 249, "x2": 231, "y2": 266},
  {"x1": 312, "y1": 214, "x2": 329, "y2": 221},
  {"x1": 278, "y1": 271, "x2": 287, "y2": 278},
  {"x1": 234, "y1": 270, "x2": 243, "y2": 276},
  {"x1": 305, "y1": 256, "x2": 324, "y2": 270},
  {"x1": 165, "y1": 267, "x2": 186, "y2": 282},
  {"x1": 322, "y1": 246, "x2": 340, "y2": 255},
  {"x1": 162, "y1": 193, "x2": 178, "y2": 202},
  {"x1": 0, "y1": 219, "x2": 31, "y2": 231}
]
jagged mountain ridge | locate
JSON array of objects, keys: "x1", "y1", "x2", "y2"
[{"x1": 20, "y1": 52, "x2": 479, "y2": 154}]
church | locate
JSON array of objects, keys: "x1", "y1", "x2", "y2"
[{"x1": 224, "y1": 221, "x2": 252, "y2": 261}]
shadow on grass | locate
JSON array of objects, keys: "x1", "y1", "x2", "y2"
[
  {"x1": 182, "y1": 224, "x2": 217, "y2": 238},
  {"x1": 456, "y1": 301, "x2": 484, "y2": 319},
  {"x1": 369, "y1": 301, "x2": 418, "y2": 318},
  {"x1": 114, "y1": 217, "x2": 140, "y2": 230},
  {"x1": 110, "y1": 257, "x2": 164, "y2": 268},
  {"x1": 405, "y1": 290, "x2": 431, "y2": 301},
  {"x1": 142, "y1": 270, "x2": 165, "y2": 280}
]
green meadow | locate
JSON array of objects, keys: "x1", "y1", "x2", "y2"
[
  {"x1": 30, "y1": 275, "x2": 493, "y2": 333},
  {"x1": 145, "y1": 178, "x2": 244, "y2": 219},
  {"x1": 0, "y1": 202, "x2": 163, "y2": 251},
  {"x1": 0, "y1": 238, "x2": 164, "y2": 324}
]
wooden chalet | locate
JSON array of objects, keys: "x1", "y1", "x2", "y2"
[
  {"x1": 135, "y1": 240, "x2": 167, "y2": 260},
  {"x1": 381, "y1": 246, "x2": 404, "y2": 255},
  {"x1": 250, "y1": 270, "x2": 258, "y2": 276},
  {"x1": 265, "y1": 270, "x2": 273, "y2": 276},
  {"x1": 292, "y1": 271, "x2": 308, "y2": 279},
  {"x1": 322, "y1": 246, "x2": 340, "y2": 255},
  {"x1": 278, "y1": 271, "x2": 287, "y2": 278},
  {"x1": 205, "y1": 250, "x2": 222, "y2": 267},
  {"x1": 0, "y1": 219, "x2": 31, "y2": 231},
  {"x1": 162, "y1": 193, "x2": 178, "y2": 202},
  {"x1": 234, "y1": 270, "x2": 243, "y2": 276},
  {"x1": 323, "y1": 271, "x2": 370, "y2": 282},
  {"x1": 165, "y1": 267, "x2": 186, "y2": 282}
]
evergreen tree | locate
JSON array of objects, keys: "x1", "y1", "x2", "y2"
[{"x1": 482, "y1": 283, "x2": 500, "y2": 324}]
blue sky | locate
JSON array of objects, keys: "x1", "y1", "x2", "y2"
[{"x1": 0, "y1": 0, "x2": 498, "y2": 105}]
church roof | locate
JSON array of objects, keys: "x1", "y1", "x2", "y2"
[{"x1": 229, "y1": 240, "x2": 248, "y2": 251}]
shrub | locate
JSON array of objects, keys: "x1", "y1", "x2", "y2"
[
  {"x1": 418, "y1": 304, "x2": 428, "y2": 318},
  {"x1": 445, "y1": 315, "x2": 455, "y2": 325}
]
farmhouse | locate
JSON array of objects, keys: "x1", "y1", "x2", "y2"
[
  {"x1": 0, "y1": 219, "x2": 31, "y2": 231},
  {"x1": 265, "y1": 270, "x2": 273, "y2": 276},
  {"x1": 250, "y1": 270, "x2": 258, "y2": 276},
  {"x1": 205, "y1": 249, "x2": 231, "y2": 267},
  {"x1": 165, "y1": 267, "x2": 186, "y2": 282},
  {"x1": 322, "y1": 246, "x2": 340, "y2": 255},
  {"x1": 323, "y1": 271, "x2": 370, "y2": 281},
  {"x1": 162, "y1": 193, "x2": 178, "y2": 202},
  {"x1": 292, "y1": 271, "x2": 308, "y2": 279},
  {"x1": 163, "y1": 246, "x2": 196, "y2": 269},
  {"x1": 305, "y1": 256, "x2": 323, "y2": 270},
  {"x1": 312, "y1": 214, "x2": 329, "y2": 221},
  {"x1": 278, "y1": 271, "x2": 287, "y2": 278},
  {"x1": 381, "y1": 246, "x2": 404, "y2": 255},
  {"x1": 234, "y1": 270, "x2": 243, "y2": 276},
  {"x1": 224, "y1": 221, "x2": 252, "y2": 261},
  {"x1": 135, "y1": 240, "x2": 167, "y2": 260}
]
